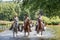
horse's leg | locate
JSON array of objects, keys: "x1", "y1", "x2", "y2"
[
  {"x1": 36, "y1": 25, "x2": 39, "y2": 34},
  {"x1": 37, "y1": 31, "x2": 38, "y2": 34},
  {"x1": 28, "y1": 30, "x2": 29, "y2": 36},
  {"x1": 13, "y1": 31, "x2": 15, "y2": 37},
  {"x1": 24, "y1": 30, "x2": 26, "y2": 36},
  {"x1": 16, "y1": 28, "x2": 18, "y2": 37},
  {"x1": 37, "y1": 29, "x2": 40, "y2": 36},
  {"x1": 28, "y1": 27, "x2": 30, "y2": 36},
  {"x1": 16, "y1": 32, "x2": 17, "y2": 37},
  {"x1": 37, "y1": 27, "x2": 39, "y2": 34},
  {"x1": 37, "y1": 30, "x2": 39, "y2": 34},
  {"x1": 41, "y1": 31, "x2": 43, "y2": 36}
]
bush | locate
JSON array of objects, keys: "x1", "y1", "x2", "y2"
[
  {"x1": 42, "y1": 16, "x2": 60, "y2": 25},
  {"x1": 0, "y1": 3, "x2": 21, "y2": 21},
  {"x1": 42, "y1": 16, "x2": 52, "y2": 25},
  {"x1": 50, "y1": 16, "x2": 60, "y2": 25}
]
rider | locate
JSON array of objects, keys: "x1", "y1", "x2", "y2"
[
  {"x1": 36, "y1": 10, "x2": 45, "y2": 36},
  {"x1": 39, "y1": 11, "x2": 45, "y2": 31},
  {"x1": 13, "y1": 13, "x2": 20, "y2": 31},
  {"x1": 10, "y1": 13, "x2": 20, "y2": 31},
  {"x1": 13, "y1": 13, "x2": 19, "y2": 28},
  {"x1": 22, "y1": 14, "x2": 28, "y2": 27},
  {"x1": 35, "y1": 13, "x2": 42, "y2": 30}
]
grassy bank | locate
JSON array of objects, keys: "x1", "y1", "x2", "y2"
[
  {"x1": 47, "y1": 25, "x2": 60, "y2": 40},
  {"x1": 0, "y1": 20, "x2": 23, "y2": 25}
]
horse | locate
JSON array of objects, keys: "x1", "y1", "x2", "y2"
[
  {"x1": 9, "y1": 22, "x2": 20, "y2": 37},
  {"x1": 35, "y1": 18, "x2": 45, "y2": 36},
  {"x1": 23, "y1": 17, "x2": 31, "y2": 36},
  {"x1": 20, "y1": 21, "x2": 33, "y2": 32}
]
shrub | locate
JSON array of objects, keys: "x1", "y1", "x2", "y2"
[
  {"x1": 42, "y1": 16, "x2": 60, "y2": 25},
  {"x1": 50, "y1": 16, "x2": 60, "y2": 25},
  {"x1": 42, "y1": 16, "x2": 52, "y2": 25}
]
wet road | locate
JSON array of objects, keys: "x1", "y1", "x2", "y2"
[{"x1": 0, "y1": 27, "x2": 54, "y2": 40}]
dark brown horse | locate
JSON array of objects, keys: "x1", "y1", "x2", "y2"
[
  {"x1": 23, "y1": 17, "x2": 31, "y2": 36},
  {"x1": 20, "y1": 20, "x2": 33, "y2": 32},
  {"x1": 35, "y1": 18, "x2": 44, "y2": 35}
]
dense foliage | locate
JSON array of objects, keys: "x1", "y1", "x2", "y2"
[
  {"x1": 42, "y1": 16, "x2": 60, "y2": 25},
  {"x1": 0, "y1": 0, "x2": 60, "y2": 24}
]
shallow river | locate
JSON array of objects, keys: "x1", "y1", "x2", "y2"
[{"x1": 0, "y1": 27, "x2": 54, "y2": 40}]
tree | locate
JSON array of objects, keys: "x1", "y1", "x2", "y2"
[{"x1": 22, "y1": 0, "x2": 60, "y2": 17}]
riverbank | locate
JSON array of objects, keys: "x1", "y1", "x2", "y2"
[
  {"x1": 0, "y1": 20, "x2": 23, "y2": 25},
  {"x1": 46, "y1": 25, "x2": 60, "y2": 40}
]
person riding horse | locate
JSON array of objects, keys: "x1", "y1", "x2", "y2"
[
  {"x1": 35, "y1": 11, "x2": 45, "y2": 36},
  {"x1": 23, "y1": 14, "x2": 31, "y2": 36},
  {"x1": 9, "y1": 13, "x2": 20, "y2": 37}
]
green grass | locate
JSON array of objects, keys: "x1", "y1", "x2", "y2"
[{"x1": 47, "y1": 25, "x2": 60, "y2": 40}]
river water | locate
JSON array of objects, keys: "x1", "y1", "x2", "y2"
[{"x1": 0, "y1": 27, "x2": 54, "y2": 40}]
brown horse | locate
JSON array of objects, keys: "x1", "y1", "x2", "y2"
[
  {"x1": 20, "y1": 20, "x2": 32, "y2": 32},
  {"x1": 35, "y1": 18, "x2": 44, "y2": 35},
  {"x1": 23, "y1": 17, "x2": 31, "y2": 36}
]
